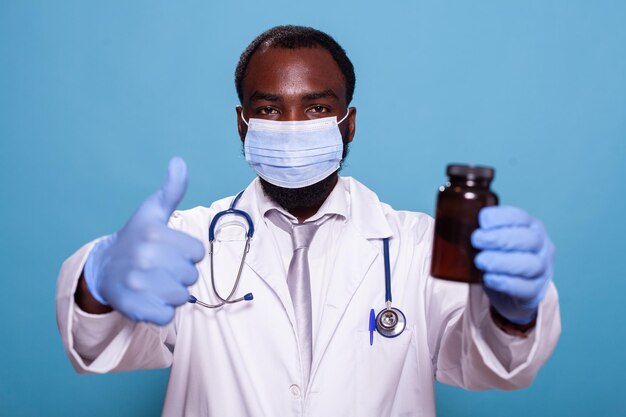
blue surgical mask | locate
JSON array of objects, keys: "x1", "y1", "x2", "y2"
[{"x1": 242, "y1": 110, "x2": 350, "y2": 189}]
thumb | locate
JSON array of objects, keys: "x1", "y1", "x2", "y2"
[{"x1": 134, "y1": 157, "x2": 188, "y2": 225}]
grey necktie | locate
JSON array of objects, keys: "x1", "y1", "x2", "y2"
[{"x1": 267, "y1": 211, "x2": 320, "y2": 389}]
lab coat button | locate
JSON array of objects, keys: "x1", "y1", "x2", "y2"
[{"x1": 289, "y1": 384, "x2": 301, "y2": 399}]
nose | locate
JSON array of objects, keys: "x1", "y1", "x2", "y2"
[{"x1": 280, "y1": 108, "x2": 307, "y2": 122}]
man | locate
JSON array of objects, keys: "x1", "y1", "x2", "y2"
[{"x1": 57, "y1": 25, "x2": 560, "y2": 416}]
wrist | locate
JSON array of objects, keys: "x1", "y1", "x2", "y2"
[
  {"x1": 83, "y1": 234, "x2": 117, "y2": 305},
  {"x1": 490, "y1": 306, "x2": 537, "y2": 337},
  {"x1": 75, "y1": 273, "x2": 114, "y2": 314}
]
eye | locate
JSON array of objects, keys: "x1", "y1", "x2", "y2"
[
  {"x1": 257, "y1": 106, "x2": 279, "y2": 115},
  {"x1": 307, "y1": 105, "x2": 330, "y2": 113}
]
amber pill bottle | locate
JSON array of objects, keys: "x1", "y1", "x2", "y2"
[{"x1": 430, "y1": 164, "x2": 499, "y2": 283}]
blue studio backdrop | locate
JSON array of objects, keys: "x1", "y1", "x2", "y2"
[{"x1": 1, "y1": 1, "x2": 625, "y2": 416}]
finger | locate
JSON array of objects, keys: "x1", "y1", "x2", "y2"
[
  {"x1": 144, "y1": 270, "x2": 191, "y2": 307},
  {"x1": 483, "y1": 273, "x2": 549, "y2": 304},
  {"x1": 164, "y1": 230, "x2": 205, "y2": 263},
  {"x1": 541, "y1": 237, "x2": 555, "y2": 270},
  {"x1": 134, "y1": 157, "x2": 189, "y2": 226},
  {"x1": 479, "y1": 206, "x2": 532, "y2": 230},
  {"x1": 483, "y1": 287, "x2": 539, "y2": 323},
  {"x1": 471, "y1": 226, "x2": 543, "y2": 252},
  {"x1": 130, "y1": 244, "x2": 200, "y2": 286},
  {"x1": 139, "y1": 302, "x2": 176, "y2": 326},
  {"x1": 173, "y1": 261, "x2": 200, "y2": 286},
  {"x1": 111, "y1": 288, "x2": 175, "y2": 326},
  {"x1": 146, "y1": 227, "x2": 206, "y2": 263},
  {"x1": 159, "y1": 157, "x2": 188, "y2": 219},
  {"x1": 475, "y1": 250, "x2": 545, "y2": 278},
  {"x1": 127, "y1": 268, "x2": 195, "y2": 307}
]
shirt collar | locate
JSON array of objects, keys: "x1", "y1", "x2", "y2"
[{"x1": 255, "y1": 177, "x2": 350, "y2": 224}]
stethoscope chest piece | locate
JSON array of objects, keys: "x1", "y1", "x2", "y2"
[{"x1": 375, "y1": 307, "x2": 406, "y2": 338}]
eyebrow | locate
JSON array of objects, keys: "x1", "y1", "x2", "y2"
[
  {"x1": 250, "y1": 91, "x2": 281, "y2": 102},
  {"x1": 302, "y1": 89, "x2": 338, "y2": 101},
  {"x1": 249, "y1": 89, "x2": 339, "y2": 102}
]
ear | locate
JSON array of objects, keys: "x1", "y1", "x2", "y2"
[
  {"x1": 345, "y1": 107, "x2": 357, "y2": 143},
  {"x1": 236, "y1": 106, "x2": 247, "y2": 142}
]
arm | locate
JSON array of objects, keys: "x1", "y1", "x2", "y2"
[
  {"x1": 427, "y1": 278, "x2": 560, "y2": 390},
  {"x1": 57, "y1": 240, "x2": 177, "y2": 373},
  {"x1": 56, "y1": 158, "x2": 204, "y2": 373},
  {"x1": 424, "y1": 207, "x2": 561, "y2": 390}
]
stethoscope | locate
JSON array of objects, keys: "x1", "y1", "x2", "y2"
[
  {"x1": 188, "y1": 190, "x2": 407, "y2": 339},
  {"x1": 372, "y1": 238, "x2": 407, "y2": 338},
  {"x1": 187, "y1": 191, "x2": 255, "y2": 308}
]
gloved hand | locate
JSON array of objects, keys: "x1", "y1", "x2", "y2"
[
  {"x1": 471, "y1": 206, "x2": 554, "y2": 325},
  {"x1": 83, "y1": 157, "x2": 205, "y2": 325}
]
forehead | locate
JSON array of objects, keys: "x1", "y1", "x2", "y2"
[{"x1": 241, "y1": 46, "x2": 346, "y2": 101}]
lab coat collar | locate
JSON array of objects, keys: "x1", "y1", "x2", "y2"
[
  {"x1": 250, "y1": 176, "x2": 393, "y2": 239},
  {"x1": 254, "y1": 176, "x2": 349, "y2": 223},
  {"x1": 340, "y1": 176, "x2": 393, "y2": 240}
]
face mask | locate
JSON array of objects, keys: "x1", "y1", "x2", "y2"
[{"x1": 241, "y1": 110, "x2": 349, "y2": 189}]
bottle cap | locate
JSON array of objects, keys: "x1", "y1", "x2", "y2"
[{"x1": 446, "y1": 164, "x2": 495, "y2": 180}]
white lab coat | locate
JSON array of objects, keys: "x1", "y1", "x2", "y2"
[{"x1": 56, "y1": 177, "x2": 561, "y2": 417}]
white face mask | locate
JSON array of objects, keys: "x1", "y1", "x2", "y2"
[{"x1": 241, "y1": 110, "x2": 350, "y2": 189}]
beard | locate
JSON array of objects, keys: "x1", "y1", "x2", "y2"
[
  {"x1": 259, "y1": 172, "x2": 338, "y2": 211},
  {"x1": 256, "y1": 142, "x2": 350, "y2": 211}
]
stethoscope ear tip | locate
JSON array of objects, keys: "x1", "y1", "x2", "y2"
[
  {"x1": 188, "y1": 295, "x2": 198, "y2": 304},
  {"x1": 244, "y1": 293, "x2": 254, "y2": 301}
]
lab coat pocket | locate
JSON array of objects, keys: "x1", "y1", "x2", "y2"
[
  {"x1": 211, "y1": 218, "x2": 250, "y2": 257},
  {"x1": 355, "y1": 327, "x2": 420, "y2": 417},
  {"x1": 202, "y1": 219, "x2": 250, "y2": 299}
]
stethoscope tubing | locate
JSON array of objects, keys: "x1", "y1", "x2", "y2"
[
  {"x1": 383, "y1": 237, "x2": 392, "y2": 304},
  {"x1": 375, "y1": 237, "x2": 407, "y2": 338}
]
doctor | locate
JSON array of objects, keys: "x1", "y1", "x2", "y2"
[{"x1": 57, "y1": 25, "x2": 560, "y2": 417}]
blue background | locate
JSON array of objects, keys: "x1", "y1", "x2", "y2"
[{"x1": 1, "y1": 1, "x2": 625, "y2": 416}]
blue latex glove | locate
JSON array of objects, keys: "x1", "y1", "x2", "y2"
[
  {"x1": 471, "y1": 206, "x2": 554, "y2": 325},
  {"x1": 83, "y1": 157, "x2": 205, "y2": 325}
]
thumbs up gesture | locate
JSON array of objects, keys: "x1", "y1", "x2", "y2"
[{"x1": 83, "y1": 158, "x2": 205, "y2": 325}]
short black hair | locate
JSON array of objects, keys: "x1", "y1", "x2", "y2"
[{"x1": 235, "y1": 25, "x2": 356, "y2": 104}]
